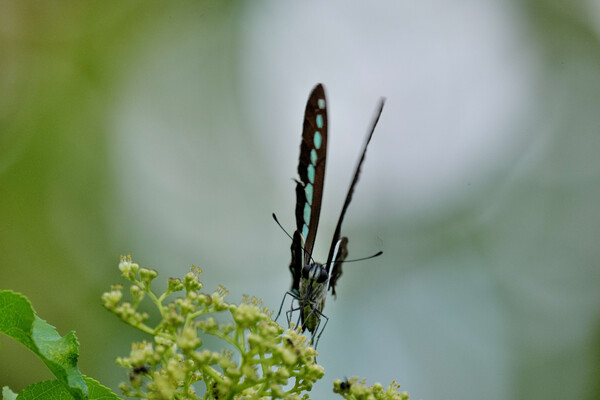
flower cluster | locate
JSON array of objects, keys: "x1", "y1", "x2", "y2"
[
  {"x1": 333, "y1": 378, "x2": 409, "y2": 400},
  {"x1": 102, "y1": 256, "x2": 324, "y2": 399}
]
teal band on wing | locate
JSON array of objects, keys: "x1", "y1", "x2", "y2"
[
  {"x1": 310, "y1": 149, "x2": 317, "y2": 165},
  {"x1": 314, "y1": 131, "x2": 322, "y2": 149},
  {"x1": 305, "y1": 182, "x2": 313, "y2": 204},
  {"x1": 303, "y1": 203, "x2": 311, "y2": 226},
  {"x1": 318, "y1": 98, "x2": 325, "y2": 109},
  {"x1": 316, "y1": 114, "x2": 323, "y2": 129},
  {"x1": 307, "y1": 164, "x2": 315, "y2": 183}
]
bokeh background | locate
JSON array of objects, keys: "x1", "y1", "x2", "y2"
[{"x1": 1, "y1": 1, "x2": 600, "y2": 399}]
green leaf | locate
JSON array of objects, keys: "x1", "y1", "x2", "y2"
[
  {"x1": 0, "y1": 291, "x2": 87, "y2": 400},
  {"x1": 2, "y1": 377, "x2": 119, "y2": 400},
  {"x1": 15, "y1": 381, "x2": 74, "y2": 400},
  {"x1": 82, "y1": 377, "x2": 121, "y2": 400}
]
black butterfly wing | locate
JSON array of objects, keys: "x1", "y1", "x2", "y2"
[
  {"x1": 326, "y1": 98, "x2": 385, "y2": 294},
  {"x1": 288, "y1": 230, "x2": 303, "y2": 293},
  {"x1": 294, "y1": 83, "x2": 328, "y2": 266}
]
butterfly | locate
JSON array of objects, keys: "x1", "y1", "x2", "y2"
[{"x1": 275, "y1": 83, "x2": 385, "y2": 347}]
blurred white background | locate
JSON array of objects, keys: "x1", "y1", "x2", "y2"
[{"x1": 1, "y1": 1, "x2": 599, "y2": 399}]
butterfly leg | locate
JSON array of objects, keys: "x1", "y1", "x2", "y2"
[
  {"x1": 275, "y1": 291, "x2": 298, "y2": 322},
  {"x1": 310, "y1": 309, "x2": 329, "y2": 349},
  {"x1": 286, "y1": 304, "x2": 303, "y2": 329}
]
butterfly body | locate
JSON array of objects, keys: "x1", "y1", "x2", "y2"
[
  {"x1": 298, "y1": 262, "x2": 329, "y2": 332},
  {"x1": 276, "y1": 83, "x2": 384, "y2": 346}
]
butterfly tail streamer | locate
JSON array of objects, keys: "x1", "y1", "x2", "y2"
[{"x1": 325, "y1": 98, "x2": 386, "y2": 284}]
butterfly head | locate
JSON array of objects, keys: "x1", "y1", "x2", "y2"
[
  {"x1": 302, "y1": 263, "x2": 329, "y2": 285},
  {"x1": 299, "y1": 263, "x2": 329, "y2": 305}
]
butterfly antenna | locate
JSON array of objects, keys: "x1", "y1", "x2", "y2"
[
  {"x1": 341, "y1": 250, "x2": 383, "y2": 263},
  {"x1": 272, "y1": 213, "x2": 317, "y2": 264},
  {"x1": 272, "y1": 213, "x2": 294, "y2": 241}
]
